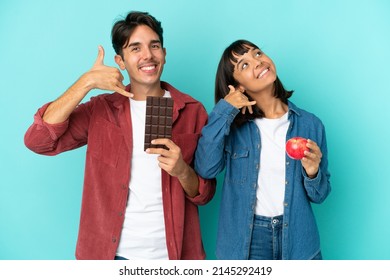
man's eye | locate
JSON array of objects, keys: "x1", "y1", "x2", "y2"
[{"x1": 152, "y1": 44, "x2": 160, "y2": 49}]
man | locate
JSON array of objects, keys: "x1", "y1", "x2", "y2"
[{"x1": 24, "y1": 11, "x2": 215, "y2": 260}]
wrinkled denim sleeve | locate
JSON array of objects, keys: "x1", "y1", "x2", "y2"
[
  {"x1": 302, "y1": 122, "x2": 331, "y2": 204},
  {"x1": 194, "y1": 100, "x2": 239, "y2": 179}
]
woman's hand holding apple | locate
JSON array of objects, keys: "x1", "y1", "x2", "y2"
[
  {"x1": 286, "y1": 137, "x2": 322, "y2": 179},
  {"x1": 301, "y1": 139, "x2": 322, "y2": 178}
]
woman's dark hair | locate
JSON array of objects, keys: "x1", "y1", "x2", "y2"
[
  {"x1": 111, "y1": 11, "x2": 163, "y2": 57},
  {"x1": 215, "y1": 39, "x2": 293, "y2": 126}
]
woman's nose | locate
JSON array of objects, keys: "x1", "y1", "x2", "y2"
[{"x1": 255, "y1": 60, "x2": 263, "y2": 69}]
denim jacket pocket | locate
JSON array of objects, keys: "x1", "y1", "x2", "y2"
[
  {"x1": 87, "y1": 116, "x2": 124, "y2": 167},
  {"x1": 225, "y1": 147, "x2": 249, "y2": 185}
]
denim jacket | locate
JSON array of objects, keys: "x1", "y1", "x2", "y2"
[{"x1": 195, "y1": 99, "x2": 331, "y2": 259}]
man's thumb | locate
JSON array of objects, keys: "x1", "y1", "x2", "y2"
[{"x1": 93, "y1": 45, "x2": 105, "y2": 66}]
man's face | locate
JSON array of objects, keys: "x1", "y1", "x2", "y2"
[{"x1": 115, "y1": 25, "x2": 166, "y2": 88}]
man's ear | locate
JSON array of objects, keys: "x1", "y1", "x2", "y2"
[
  {"x1": 115, "y1": 55, "x2": 126, "y2": 70},
  {"x1": 163, "y1": 47, "x2": 167, "y2": 65}
]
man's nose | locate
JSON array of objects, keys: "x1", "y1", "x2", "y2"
[{"x1": 142, "y1": 48, "x2": 153, "y2": 59}]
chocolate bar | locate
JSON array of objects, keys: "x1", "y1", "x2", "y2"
[{"x1": 144, "y1": 96, "x2": 173, "y2": 150}]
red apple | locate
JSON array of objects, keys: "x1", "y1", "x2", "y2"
[{"x1": 286, "y1": 137, "x2": 309, "y2": 160}]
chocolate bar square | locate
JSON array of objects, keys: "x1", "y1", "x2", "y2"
[{"x1": 144, "y1": 96, "x2": 173, "y2": 150}]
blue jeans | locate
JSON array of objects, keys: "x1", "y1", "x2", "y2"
[
  {"x1": 249, "y1": 215, "x2": 283, "y2": 260},
  {"x1": 249, "y1": 215, "x2": 323, "y2": 260}
]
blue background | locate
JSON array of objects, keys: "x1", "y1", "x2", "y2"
[{"x1": 1, "y1": 0, "x2": 389, "y2": 260}]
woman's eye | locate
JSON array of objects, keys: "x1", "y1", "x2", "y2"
[
  {"x1": 255, "y1": 51, "x2": 262, "y2": 57},
  {"x1": 242, "y1": 63, "x2": 248, "y2": 70}
]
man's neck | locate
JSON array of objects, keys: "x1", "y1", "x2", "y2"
[{"x1": 130, "y1": 82, "x2": 165, "y2": 101}]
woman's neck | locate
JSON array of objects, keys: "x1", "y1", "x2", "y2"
[{"x1": 254, "y1": 95, "x2": 288, "y2": 119}]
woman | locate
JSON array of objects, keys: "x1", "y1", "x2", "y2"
[{"x1": 195, "y1": 40, "x2": 331, "y2": 260}]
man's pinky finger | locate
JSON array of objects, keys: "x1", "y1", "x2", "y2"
[{"x1": 116, "y1": 87, "x2": 133, "y2": 98}]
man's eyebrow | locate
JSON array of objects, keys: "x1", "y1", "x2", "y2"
[
  {"x1": 127, "y1": 40, "x2": 161, "y2": 48},
  {"x1": 126, "y1": 41, "x2": 140, "y2": 48},
  {"x1": 150, "y1": 39, "x2": 161, "y2": 45}
]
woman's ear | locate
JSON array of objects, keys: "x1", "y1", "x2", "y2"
[
  {"x1": 115, "y1": 55, "x2": 126, "y2": 70},
  {"x1": 238, "y1": 85, "x2": 246, "y2": 93}
]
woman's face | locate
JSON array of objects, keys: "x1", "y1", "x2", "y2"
[{"x1": 231, "y1": 46, "x2": 277, "y2": 96}]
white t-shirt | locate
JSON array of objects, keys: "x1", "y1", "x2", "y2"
[
  {"x1": 116, "y1": 91, "x2": 171, "y2": 260},
  {"x1": 254, "y1": 113, "x2": 289, "y2": 217}
]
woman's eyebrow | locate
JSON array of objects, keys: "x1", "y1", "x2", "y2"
[{"x1": 236, "y1": 58, "x2": 244, "y2": 70}]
